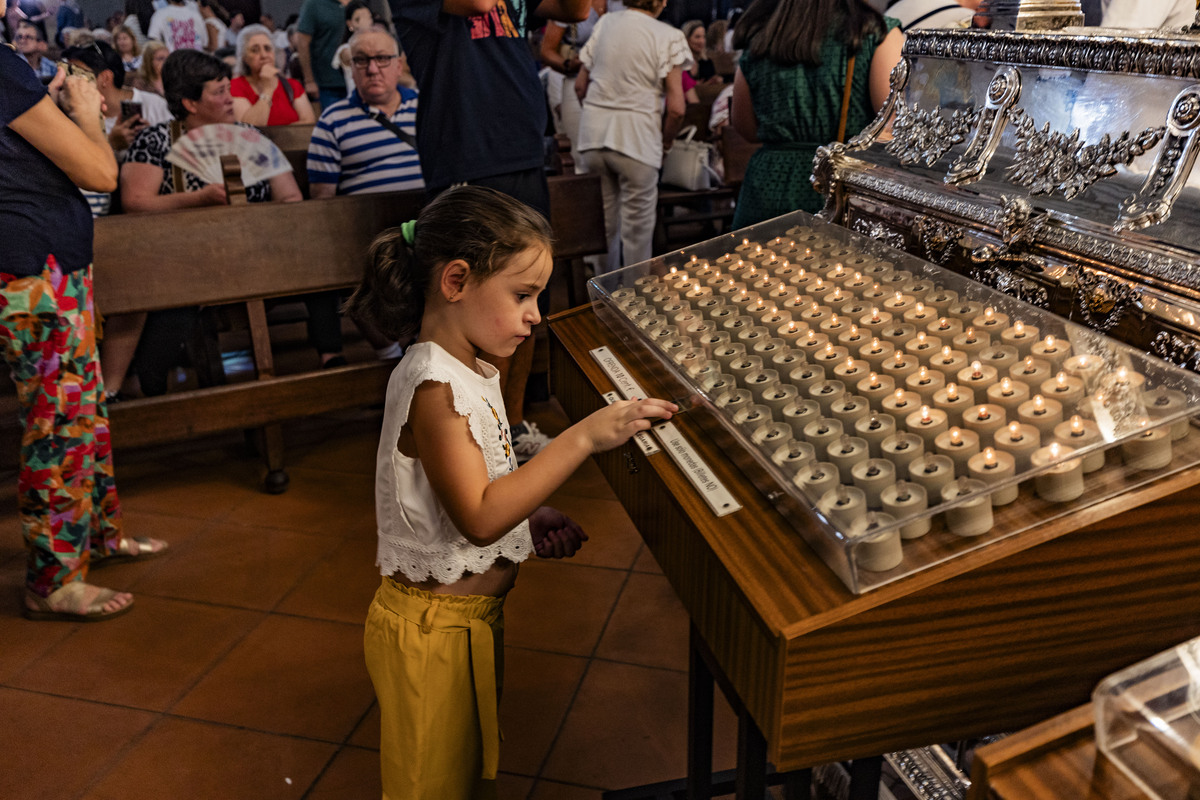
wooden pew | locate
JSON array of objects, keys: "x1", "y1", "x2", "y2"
[
  {"x1": 259, "y1": 123, "x2": 315, "y2": 198},
  {"x1": 84, "y1": 174, "x2": 606, "y2": 492},
  {"x1": 95, "y1": 189, "x2": 425, "y2": 491}
]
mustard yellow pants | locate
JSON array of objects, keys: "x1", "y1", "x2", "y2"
[{"x1": 364, "y1": 577, "x2": 505, "y2": 800}]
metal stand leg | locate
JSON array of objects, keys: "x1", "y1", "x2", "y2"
[
  {"x1": 848, "y1": 756, "x2": 883, "y2": 800},
  {"x1": 688, "y1": 625, "x2": 714, "y2": 800},
  {"x1": 736, "y1": 709, "x2": 768, "y2": 800}
]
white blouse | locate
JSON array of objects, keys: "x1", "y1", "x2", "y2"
[
  {"x1": 577, "y1": 10, "x2": 691, "y2": 169},
  {"x1": 375, "y1": 342, "x2": 533, "y2": 583}
]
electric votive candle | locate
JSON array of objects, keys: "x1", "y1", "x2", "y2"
[
  {"x1": 818, "y1": 484, "x2": 868, "y2": 531},
  {"x1": 952, "y1": 327, "x2": 991, "y2": 360},
  {"x1": 837, "y1": 324, "x2": 869, "y2": 350},
  {"x1": 933, "y1": 381, "x2": 975, "y2": 427},
  {"x1": 1143, "y1": 387, "x2": 1193, "y2": 440},
  {"x1": 881, "y1": 432, "x2": 925, "y2": 476},
  {"x1": 942, "y1": 478, "x2": 994, "y2": 537},
  {"x1": 1030, "y1": 443, "x2": 1085, "y2": 503},
  {"x1": 1017, "y1": 394, "x2": 1063, "y2": 439},
  {"x1": 906, "y1": 366, "x2": 946, "y2": 404},
  {"x1": 947, "y1": 300, "x2": 984, "y2": 325},
  {"x1": 781, "y1": 399, "x2": 822, "y2": 439},
  {"x1": 1030, "y1": 334, "x2": 1071, "y2": 371},
  {"x1": 881, "y1": 480, "x2": 931, "y2": 539},
  {"x1": 957, "y1": 360, "x2": 999, "y2": 392},
  {"x1": 809, "y1": 379, "x2": 849, "y2": 416},
  {"x1": 803, "y1": 417, "x2": 846, "y2": 454},
  {"x1": 776, "y1": 319, "x2": 808, "y2": 345},
  {"x1": 992, "y1": 421, "x2": 1041, "y2": 471},
  {"x1": 858, "y1": 337, "x2": 896, "y2": 372},
  {"x1": 715, "y1": 387, "x2": 753, "y2": 415},
  {"x1": 799, "y1": 302, "x2": 834, "y2": 328},
  {"x1": 770, "y1": 438, "x2": 816, "y2": 474},
  {"x1": 927, "y1": 316, "x2": 965, "y2": 339},
  {"x1": 903, "y1": 302, "x2": 938, "y2": 328},
  {"x1": 1009, "y1": 356, "x2": 1052, "y2": 387},
  {"x1": 986, "y1": 377, "x2": 1031, "y2": 416},
  {"x1": 852, "y1": 458, "x2": 897, "y2": 509},
  {"x1": 967, "y1": 446, "x2": 1018, "y2": 505},
  {"x1": 903, "y1": 330, "x2": 942, "y2": 361},
  {"x1": 905, "y1": 405, "x2": 949, "y2": 449},
  {"x1": 788, "y1": 363, "x2": 827, "y2": 395},
  {"x1": 929, "y1": 345, "x2": 968, "y2": 375},
  {"x1": 1053, "y1": 415, "x2": 1106, "y2": 472},
  {"x1": 1121, "y1": 421, "x2": 1172, "y2": 470},
  {"x1": 1000, "y1": 321, "x2": 1038, "y2": 356},
  {"x1": 858, "y1": 306, "x2": 893, "y2": 336},
  {"x1": 1041, "y1": 371, "x2": 1085, "y2": 409},
  {"x1": 831, "y1": 394, "x2": 872, "y2": 430},
  {"x1": 979, "y1": 344, "x2": 1020, "y2": 374},
  {"x1": 855, "y1": 411, "x2": 897, "y2": 457},
  {"x1": 907, "y1": 453, "x2": 957, "y2": 503},
  {"x1": 813, "y1": 343, "x2": 851, "y2": 371},
  {"x1": 818, "y1": 313, "x2": 850, "y2": 338},
  {"x1": 972, "y1": 306, "x2": 1009, "y2": 332},
  {"x1": 856, "y1": 372, "x2": 896, "y2": 408},
  {"x1": 934, "y1": 426, "x2": 981, "y2": 473},
  {"x1": 924, "y1": 289, "x2": 959, "y2": 314},
  {"x1": 733, "y1": 403, "x2": 774, "y2": 435},
  {"x1": 833, "y1": 356, "x2": 871, "y2": 382},
  {"x1": 882, "y1": 291, "x2": 917, "y2": 315},
  {"x1": 882, "y1": 388, "x2": 923, "y2": 417},
  {"x1": 880, "y1": 323, "x2": 917, "y2": 350},
  {"x1": 882, "y1": 352, "x2": 921, "y2": 383},
  {"x1": 962, "y1": 403, "x2": 1007, "y2": 440},
  {"x1": 828, "y1": 434, "x2": 871, "y2": 484}
]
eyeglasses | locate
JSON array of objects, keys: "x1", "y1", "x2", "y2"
[
  {"x1": 351, "y1": 54, "x2": 397, "y2": 70},
  {"x1": 14, "y1": 33, "x2": 38, "y2": 41}
]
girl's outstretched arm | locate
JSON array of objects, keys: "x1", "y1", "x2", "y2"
[{"x1": 410, "y1": 381, "x2": 675, "y2": 547}]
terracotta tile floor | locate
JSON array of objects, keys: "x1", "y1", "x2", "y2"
[{"x1": 0, "y1": 401, "x2": 749, "y2": 800}]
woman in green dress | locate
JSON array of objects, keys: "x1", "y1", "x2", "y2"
[{"x1": 729, "y1": 0, "x2": 903, "y2": 228}]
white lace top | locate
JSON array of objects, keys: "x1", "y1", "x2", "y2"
[{"x1": 375, "y1": 342, "x2": 533, "y2": 583}]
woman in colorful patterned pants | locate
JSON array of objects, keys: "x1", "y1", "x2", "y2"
[{"x1": 2, "y1": 18, "x2": 167, "y2": 621}]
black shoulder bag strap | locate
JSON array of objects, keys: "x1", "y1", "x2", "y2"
[{"x1": 371, "y1": 110, "x2": 418, "y2": 149}]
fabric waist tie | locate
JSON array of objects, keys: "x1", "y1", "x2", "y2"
[{"x1": 378, "y1": 577, "x2": 504, "y2": 780}]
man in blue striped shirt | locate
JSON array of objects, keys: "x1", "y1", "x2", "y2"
[{"x1": 307, "y1": 30, "x2": 425, "y2": 197}]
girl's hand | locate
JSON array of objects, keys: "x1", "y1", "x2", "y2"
[
  {"x1": 530, "y1": 506, "x2": 588, "y2": 558},
  {"x1": 576, "y1": 398, "x2": 677, "y2": 454},
  {"x1": 199, "y1": 182, "x2": 228, "y2": 205}
]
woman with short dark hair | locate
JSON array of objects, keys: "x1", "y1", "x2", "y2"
[{"x1": 730, "y1": 0, "x2": 902, "y2": 226}]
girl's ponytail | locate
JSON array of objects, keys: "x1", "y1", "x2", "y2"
[{"x1": 346, "y1": 224, "x2": 429, "y2": 344}]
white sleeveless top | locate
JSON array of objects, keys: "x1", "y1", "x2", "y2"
[{"x1": 375, "y1": 341, "x2": 533, "y2": 583}]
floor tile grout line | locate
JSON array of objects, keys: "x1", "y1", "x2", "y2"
[{"x1": 527, "y1": 561, "x2": 639, "y2": 795}]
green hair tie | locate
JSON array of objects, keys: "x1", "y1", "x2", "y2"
[{"x1": 400, "y1": 219, "x2": 417, "y2": 245}]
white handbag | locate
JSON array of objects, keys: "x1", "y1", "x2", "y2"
[{"x1": 661, "y1": 126, "x2": 720, "y2": 191}]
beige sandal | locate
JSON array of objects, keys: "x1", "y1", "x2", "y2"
[
  {"x1": 24, "y1": 581, "x2": 134, "y2": 622},
  {"x1": 91, "y1": 536, "x2": 169, "y2": 569}
]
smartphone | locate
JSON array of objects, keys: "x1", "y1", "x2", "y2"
[{"x1": 120, "y1": 100, "x2": 143, "y2": 121}]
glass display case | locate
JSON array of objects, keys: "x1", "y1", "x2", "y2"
[
  {"x1": 588, "y1": 209, "x2": 1200, "y2": 594},
  {"x1": 1095, "y1": 636, "x2": 1200, "y2": 800}
]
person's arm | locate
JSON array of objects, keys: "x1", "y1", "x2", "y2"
[
  {"x1": 295, "y1": 32, "x2": 317, "y2": 98},
  {"x1": 661, "y1": 66, "x2": 685, "y2": 150},
  {"x1": 291, "y1": 91, "x2": 316, "y2": 124},
  {"x1": 309, "y1": 182, "x2": 337, "y2": 199},
  {"x1": 411, "y1": 379, "x2": 674, "y2": 546},
  {"x1": 234, "y1": 77, "x2": 278, "y2": 127},
  {"x1": 574, "y1": 64, "x2": 589, "y2": 101},
  {"x1": 869, "y1": 26, "x2": 904, "y2": 111},
  {"x1": 9, "y1": 72, "x2": 118, "y2": 192},
  {"x1": 120, "y1": 161, "x2": 227, "y2": 211},
  {"x1": 205, "y1": 20, "x2": 220, "y2": 51},
  {"x1": 685, "y1": 86, "x2": 699, "y2": 104},
  {"x1": 533, "y1": 0, "x2": 589, "y2": 23},
  {"x1": 540, "y1": 23, "x2": 573, "y2": 74},
  {"x1": 268, "y1": 171, "x2": 303, "y2": 202},
  {"x1": 730, "y1": 67, "x2": 759, "y2": 143},
  {"x1": 442, "y1": 0, "x2": 497, "y2": 16}
]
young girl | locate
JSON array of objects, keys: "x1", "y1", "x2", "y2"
[{"x1": 347, "y1": 186, "x2": 675, "y2": 799}]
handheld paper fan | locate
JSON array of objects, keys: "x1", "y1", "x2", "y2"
[{"x1": 166, "y1": 123, "x2": 292, "y2": 187}]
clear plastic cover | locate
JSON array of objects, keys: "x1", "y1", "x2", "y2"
[
  {"x1": 588, "y1": 209, "x2": 1200, "y2": 593},
  {"x1": 1095, "y1": 636, "x2": 1200, "y2": 800}
]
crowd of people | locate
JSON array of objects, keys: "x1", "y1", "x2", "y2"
[{"x1": 7, "y1": 0, "x2": 1193, "y2": 797}]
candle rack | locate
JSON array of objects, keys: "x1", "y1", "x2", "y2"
[{"x1": 588, "y1": 209, "x2": 1200, "y2": 594}]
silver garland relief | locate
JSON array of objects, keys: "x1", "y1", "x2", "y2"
[
  {"x1": 1006, "y1": 114, "x2": 1165, "y2": 200},
  {"x1": 947, "y1": 66, "x2": 1022, "y2": 185},
  {"x1": 887, "y1": 101, "x2": 981, "y2": 167}
]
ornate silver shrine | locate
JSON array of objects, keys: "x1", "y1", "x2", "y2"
[{"x1": 813, "y1": 0, "x2": 1200, "y2": 376}]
